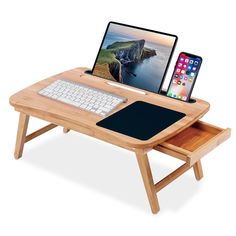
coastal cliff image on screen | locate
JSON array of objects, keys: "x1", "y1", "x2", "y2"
[{"x1": 93, "y1": 23, "x2": 176, "y2": 93}]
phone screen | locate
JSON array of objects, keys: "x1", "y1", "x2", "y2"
[{"x1": 167, "y1": 53, "x2": 202, "y2": 101}]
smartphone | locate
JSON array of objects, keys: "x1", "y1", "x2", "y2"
[{"x1": 167, "y1": 52, "x2": 202, "y2": 102}]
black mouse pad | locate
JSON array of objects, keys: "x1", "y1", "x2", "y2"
[{"x1": 96, "y1": 101, "x2": 186, "y2": 141}]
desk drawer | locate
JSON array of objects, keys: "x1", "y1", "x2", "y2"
[{"x1": 155, "y1": 121, "x2": 231, "y2": 165}]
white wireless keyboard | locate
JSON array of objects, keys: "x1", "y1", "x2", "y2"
[{"x1": 38, "y1": 79, "x2": 127, "y2": 116}]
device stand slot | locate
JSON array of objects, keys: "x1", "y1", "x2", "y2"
[{"x1": 159, "y1": 90, "x2": 196, "y2": 103}]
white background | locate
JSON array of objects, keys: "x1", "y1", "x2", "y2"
[{"x1": 0, "y1": 0, "x2": 235, "y2": 235}]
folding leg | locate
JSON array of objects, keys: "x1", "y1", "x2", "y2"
[
  {"x1": 136, "y1": 148, "x2": 205, "y2": 213},
  {"x1": 14, "y1": 113, "x2": 29, "y2": 159},
  {"x1": 135, "y1": 150, "x2": 160, "y2": 214},
  {"x1": 63, "y1": 127, "x2": 70, "y2": 133},
  {"x1": 14, "y1": 112, "x2": 57, "y2": 159},
  {"x1": 193, "y1": 160, "x2": 203, "y2": 180}
]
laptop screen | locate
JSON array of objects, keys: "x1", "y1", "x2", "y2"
[{"x1": 92, "y1": 22, "x2": 178, "y2": 93}]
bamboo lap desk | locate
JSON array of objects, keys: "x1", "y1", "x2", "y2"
[{"x1": 10, "y1": 67, "x2": 231, "y2": 214}]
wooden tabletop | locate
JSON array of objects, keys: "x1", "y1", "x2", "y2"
[{"x1": 9, "y1": 67, "x2": 210, "y2": 150}]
